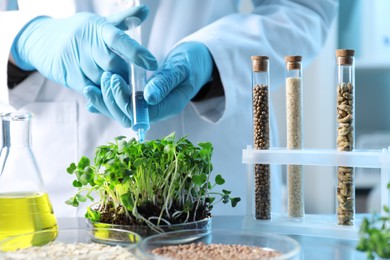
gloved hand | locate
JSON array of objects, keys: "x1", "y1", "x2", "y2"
[
  {"x1": 11, "y1": 5, "x2": 157, "y2": 94},
  {"x1": 144, "y1": 41, "x2": 214, "y2": 122},
  {"x1": 84, "y1": 42, "x2": 213, "y2": 127},
  {"x1": 84, "y1": 41, "x2": 214, "y2": 127},
  {"x1": 86, "y1": 71, "x2": 133, "y2": 127}
]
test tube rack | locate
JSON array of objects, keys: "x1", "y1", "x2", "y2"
[{"x1": 242, "y1": 146, "x2": 390, "y2": 240}]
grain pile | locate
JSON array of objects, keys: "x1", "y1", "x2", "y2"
[
  {"x1": 151, "y1": 242, "x2": 282, "y2": 260},
  {"x1": 2, "y1": 242, "x2": 137, "y2": 260}
]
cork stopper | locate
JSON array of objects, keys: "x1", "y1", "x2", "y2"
[
  {"x1": 285, "y1": 56, "x2": 302, "y2": 70},
  {"x1": 251, "y1": 56, "x2": 269, "y2": 72},
  {"x1": 336, "y1": 49, "x2": 355, "y2": 65}
]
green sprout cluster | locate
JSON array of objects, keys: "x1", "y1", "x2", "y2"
[
  {"x1": 66, "y1": 133, "x2": 240, "y2": 229},
  {"x1": 357, "y1": 183, "x2": 390, "y2": 259}
]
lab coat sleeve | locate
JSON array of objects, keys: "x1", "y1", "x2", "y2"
[
  {"x1": 180, "y1": 0, "x2": 338, "y2": 124},
  {"x1": 0, "y1": 11, "x2": 41, "y2": 103}
]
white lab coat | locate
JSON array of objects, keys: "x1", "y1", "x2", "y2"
[{"x1": 0, "y1": 0, "x2": 338, "y2": 217}]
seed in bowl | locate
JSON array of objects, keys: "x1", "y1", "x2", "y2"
[{"x1": 151, "y1": 242, "x2": 282, "y2": 260}]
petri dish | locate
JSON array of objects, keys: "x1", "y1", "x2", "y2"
[
  {"x1": 137, "y1": 229, "x2": 300, "y2": 260},
  {"x1": 88, "y1": 217, "x2": 212, "y2": 238},
  {"x1": 0, "y1": 227, "x2": 141, "y2": 259}
]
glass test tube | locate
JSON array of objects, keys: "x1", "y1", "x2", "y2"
[
  {"x1": 125, "y1": 17, "x2": 150, "y2": 142},
  {"x1": 335, "y1": 49, "x2": 355, "y2": 226},
  {"x1": 251, "y1": 56, "x2": 271, "y2": 220},
  {"x1": 285, "y1": 56, "x2": 304, "y2": 218}
]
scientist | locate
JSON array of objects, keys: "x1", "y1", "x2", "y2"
[{"x1": 0, "y1": 0, "x2": 338, "y2": 217}]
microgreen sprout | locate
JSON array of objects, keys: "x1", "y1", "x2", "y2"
[
  {"x1": 356, "y1": 182, "x2": 390, "y2": 259},
  {"x1": 66, "y1": 133, "x2": 240, "y2": 229}
]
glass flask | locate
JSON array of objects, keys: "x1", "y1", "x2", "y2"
[
  {"x1": 0, "y1": 112, "x2": 57, "y2": 251},
  {"x1": 335, "y1": 49, "x2": 355, "y2": 226},
  {"x1": 251, "y1": 56, "x2": 271, "y2": 220},
  {"x1": 285, "y1": 56, "x2": 304, "y2": 218}
]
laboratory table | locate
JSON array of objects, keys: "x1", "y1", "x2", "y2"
[{"x1": 58, "y1": 216, "x2": 368, "y2": 260}]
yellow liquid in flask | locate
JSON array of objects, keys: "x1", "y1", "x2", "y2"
[{"x1": 0, "y1": 192, "x2": 58, "y2": 251}]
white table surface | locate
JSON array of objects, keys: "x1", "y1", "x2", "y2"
[{"x1": 58, "y1": 215, "x2": 368, "y2": 260}]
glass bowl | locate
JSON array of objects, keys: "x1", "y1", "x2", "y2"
[
  {"x1": 88, "y1": 217, "x2": 212, "y2": 238},
  {"x1": 0, "y1": 227, "x2": 141, "y2": 259},
  {"x1": 137, "y1": 229, "x2": 300, "y2": 260}
]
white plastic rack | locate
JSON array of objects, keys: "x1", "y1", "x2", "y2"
[{"x1": 242, "y1": 146, "x2": 390, "y2": 240}]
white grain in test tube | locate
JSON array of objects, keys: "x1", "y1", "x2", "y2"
[
  {"x1": 286, "y1": 77, "x2": 302, "y2": 149},
  {"x1": 286, "y1": 77, "x2": 303, "y2": 217}
]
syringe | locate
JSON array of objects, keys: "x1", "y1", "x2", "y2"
[{"x1": 125, "y1": 17, "x2": 150, "y2": 142}]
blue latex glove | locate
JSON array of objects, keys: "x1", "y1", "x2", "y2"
[
  {"x1": 11, "y1": 5, "x2": 157, "y2": 94},
  {"x1": 84, "y1": 41, "x2": 214, "y2": 127},
  {"x1": 144, "y1": 41, "x2": 213, "y2": 122},
  {"x1": 86, "y1": 71, "x2": 133, "y2": 127}
]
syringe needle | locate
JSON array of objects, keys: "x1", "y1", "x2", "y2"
[{"x1": 137, "y1": 128, "x2": 145, "y2": 143}]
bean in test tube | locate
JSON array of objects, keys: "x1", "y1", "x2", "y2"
[{"x1": 125, "y1": 17, "x2": 150, "y2": 142}]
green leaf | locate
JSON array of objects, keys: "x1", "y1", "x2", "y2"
[
  {"x1": 121, "y1": 193, "x2": 134, "y2": 211},
  {"x1": 215, "y1": 174, "x2": 225, "y2": 185},
  {"x1": 192, "y1": 174, "x2": 207, "y2": 186},
  {"x1": 198, "y1": 142, "x2": 212, "y2": 152},
  {"x1": 356, "y1": 238, "x2": 368, "y2": 251},
  {"x1": 79, "y1": 174, "x2": 89, "y2": 185},
  {"x1": 164, "y1": 132, "x2": 176, "y2": 142},
  {"x1": 87, "y1": 194, "x2": 95, "y2": 202},
  {"x1": 134, "y1": 158, "x2": 146, "y2": 168},
  {"x1": 206, "y1": 197, "x2": 216, "y2": 204},
  {"x1": 93, "y1": 174, "x2": 104, "y2": 185},
  {"x1": 164, "y1": 144, "x2": 176, "y2": 156},
  {"x1": 118, "y1": 139, "x2": 127, "y2": 153},
  {"x1": 65, "y1": 196, "x2": 79, "y2": 207},
  {"x1": 222, "y1": 194, "x2": 229, "y2": 204},
  {"x1": 85, "y1": 207, "x2": 100, "y2": 222},
  {"x1": 76, "y1": 194, "x2": 87, "y2": 203},
  {"x1": 359, "y1": 218, "x2": 369, "y2": 233},
  {"x1": 222, "y1": 189, "x2": 231, "y2": 195},
  {"x1": 72, "y1": 180, "x2": 82, "y2": 188},
  {"x1": 77, "y1": 156, "x2": 90, "y2": 169},
  {"x1": 84, "y1": 166, "x2": 93, "y2": 176},
  {"x1": 67, "y1": 163, "x2": 76, "y2": 174},
  {"x1": 183, "y1": 201, "x2": 193, "y2": 212},
  {"x1": 231, "y1": 197, "x2": 241, "y2": 207},
  {"x1": 114, "y1": 136, "x2": 126, "y2": 141}
]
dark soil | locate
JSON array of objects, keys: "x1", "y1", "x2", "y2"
[{"x1": 97, "y1": 201, "x2": 211, "y2": 226}]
